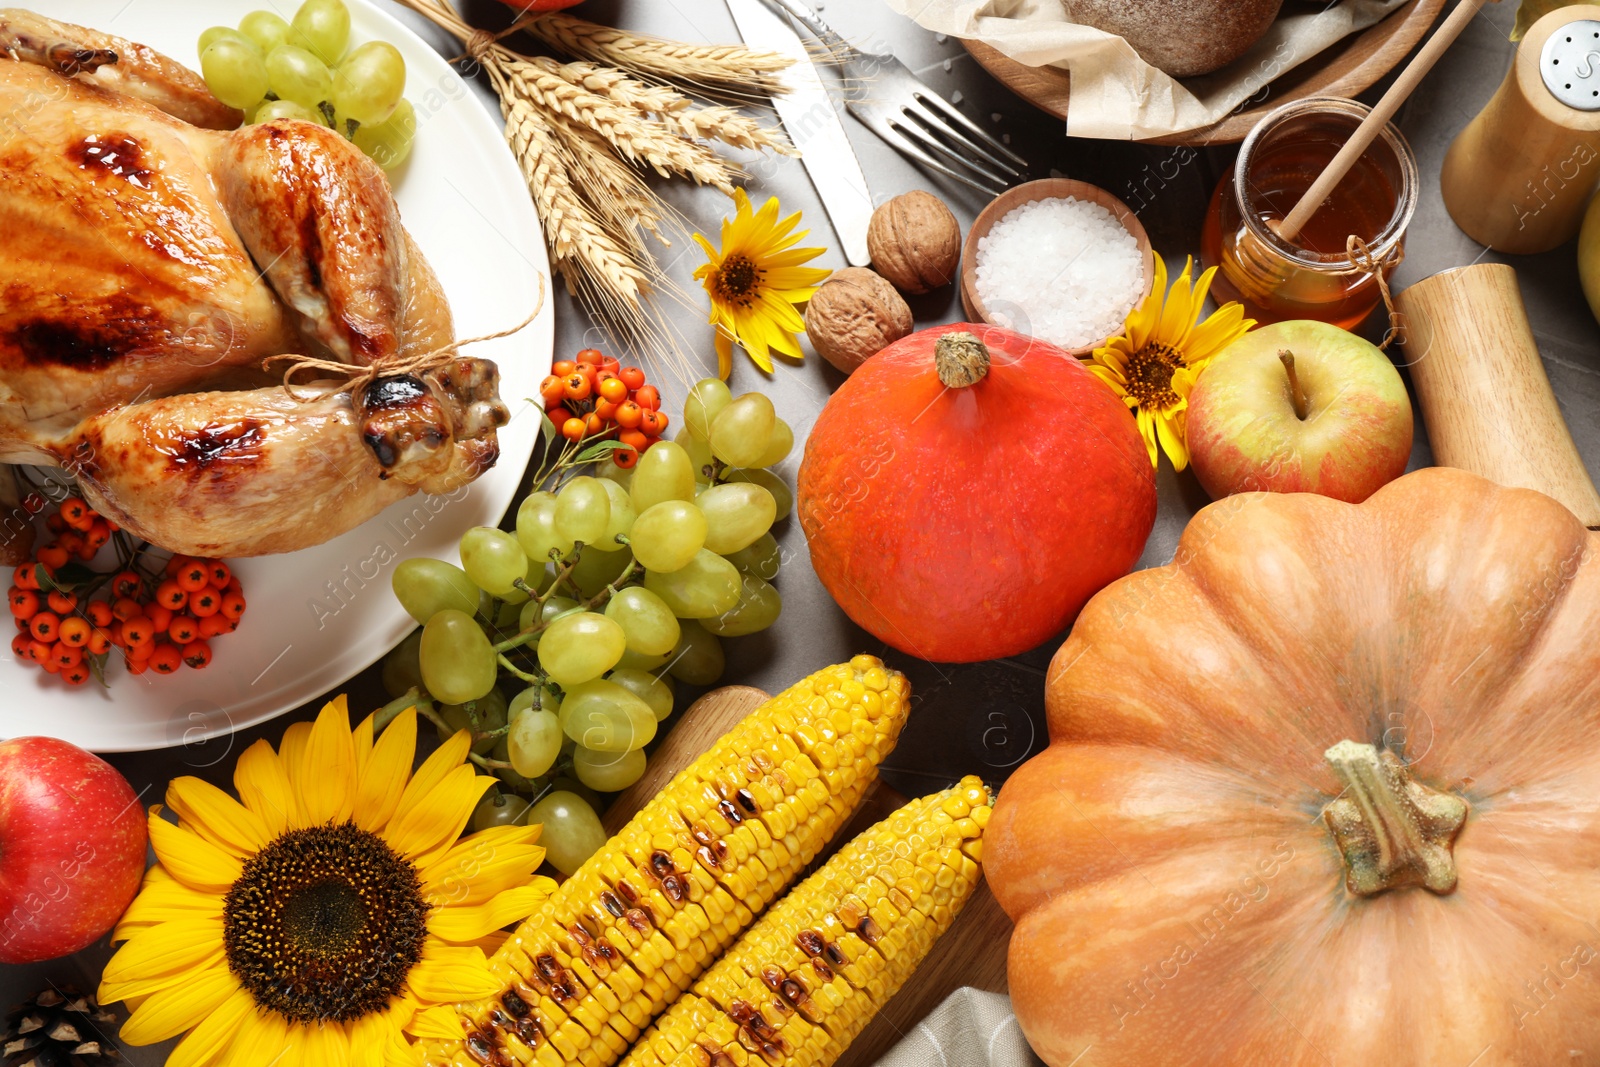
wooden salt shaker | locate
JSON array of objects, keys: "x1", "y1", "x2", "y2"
[
  {"x1": 1395, "y1": 263, "x2": 1600, "y2": 526},
  {"x1": 1440, "y1": 6, "x2": 1600, "y2": 253}
]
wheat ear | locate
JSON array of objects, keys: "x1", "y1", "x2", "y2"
[
  {"x1": 526, "y1": 13, "x2": 790, "y2": 96},
  {"x1": 535, "y1": 58, "x2": 796, "y2": 157},
  {"x1": 491, "y1": 67, "x2": 650, "y2": 306},
  {"x1": 504, "y1": 59, "x2": 741, "y2": 192}
]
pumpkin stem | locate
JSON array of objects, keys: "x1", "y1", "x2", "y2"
[
  {"x1": 1279, "y1": 349, "x2": 1308, "y2": 421},
  {"x1": 934, "y1": 332, "x2": 990, "y2": 388},
  {"x1": 1322, "y1": 741, "x2": 1468, "y2": 897}
]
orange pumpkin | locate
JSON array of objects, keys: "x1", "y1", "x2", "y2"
[{"x1": 988, "y1": 467, "x2": 1600, "y2": 1066}]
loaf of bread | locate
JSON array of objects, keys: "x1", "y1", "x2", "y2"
[{"x1": 1062, "y1": 0, "x2": 1284, "y2": 78}]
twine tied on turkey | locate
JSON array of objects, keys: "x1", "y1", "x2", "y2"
[{"x1": 264, "y1": 272, "x2": 545, "y2": 400}]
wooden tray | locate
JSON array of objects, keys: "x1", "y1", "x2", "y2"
[
  {"x1": 961, "y1": 0, "x2": 1447, "y2": 145},
  {"x1": 605, "y1": 686, "x2": 1014, "y2": 1067}
]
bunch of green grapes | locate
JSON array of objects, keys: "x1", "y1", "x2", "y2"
[
  {"x1": 196, "y1": 0, "x2": 415, "y2": 169},
  {"x1": 380, "y1": 377, "x2": 794, "y2": 875}
]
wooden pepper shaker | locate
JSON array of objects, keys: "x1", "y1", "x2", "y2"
[{"x1": 1440, "y1": 5, "x2": 1600, "y2": 253}]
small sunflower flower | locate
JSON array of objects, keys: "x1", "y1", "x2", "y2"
[
  {"x1": 99, "y1": 697, "x2": 554, "y2": 1067},
  {"x1": 694, "y1": 188, "x2": 830, "y2": 377},
  {"x1": 1086, "y1": 255, "x2": 1255, "y2": 471}
]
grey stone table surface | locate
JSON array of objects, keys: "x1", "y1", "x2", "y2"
[{"x1": 7, "y1": 0, "x2": 1589, "y2": 1057}]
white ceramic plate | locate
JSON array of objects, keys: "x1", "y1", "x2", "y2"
[{"x1": 2, "y1": 0, "x2": 552, "y2": 751}]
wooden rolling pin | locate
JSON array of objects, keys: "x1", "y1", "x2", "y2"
[
  {"x1": 1395, "y1": 263, "x2": 1600, "y2": 526},
  {"x1": 1440, "y1": 5, "x2": 1600, "y2": 253},
  {"x1": 604, "y1": 685, "x2": 1013, "y2": 1067}
]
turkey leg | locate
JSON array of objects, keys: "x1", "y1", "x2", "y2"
[
  {"x1": 0, "y1": 9, "x2": 241, "y2": 129},
  {"x1": 65, "y1": 386, "x2": 416, "y2": 558}
]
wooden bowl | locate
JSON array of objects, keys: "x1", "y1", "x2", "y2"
[
  {"x1": 962, "y1": 0, "x2": 1446, "y2": 145},
  {"x1": 960, "y1": 178, "x2": 1155, "y2": 357}
]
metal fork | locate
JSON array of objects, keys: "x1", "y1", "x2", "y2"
[{"x1": 753, "y1": 0, "x2": 1028, "y2": 197}]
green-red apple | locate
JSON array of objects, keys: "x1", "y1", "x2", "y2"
[{"x1": 1187, "y1": 319, "x2": 1412, "y2": 503}]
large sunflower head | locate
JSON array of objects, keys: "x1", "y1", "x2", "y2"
[
  {"x1": 99, "y1": 698, "x2": 554, "y2": 1067},
  {"x1": 693, "y1": 188, "x2": 830, "y2": 377},
  {"x1": 1086, "y1": 255, "x2": 1255, "y2": 471}
]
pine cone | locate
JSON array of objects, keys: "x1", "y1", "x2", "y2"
[{"x1": 2, "y1": 987, "x2": 120, "y2": 1067}]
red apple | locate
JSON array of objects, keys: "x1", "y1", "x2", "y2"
[
  {"x1": 0, "y1": 737, "x2": 147, "y2": 963},
  {"x1": 1187, "y1": 319, "x2": 1413, "y2": 503}
]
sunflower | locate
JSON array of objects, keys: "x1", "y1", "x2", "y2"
[
  {"x1": 1086, "y1": 255, "x2": 1255, "y2": 470},
  {"x1": 99, "y1": 697, "x2": 554, "y2": 1067},
  {"x1": 693, "y1": 188, "x2": 830, "y2": 377}
]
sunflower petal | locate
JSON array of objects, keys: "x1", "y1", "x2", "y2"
[
  {"x1": 383, "y1": 1030, "x2": 424, "y2": 1067},
  {"x1": 102, "y1": 916, "x2": 224, "y2": 985},
  {"x1": 349, "y1": 1004, "x2": 401, "y2": 1067},
  {"x1": 118, "y1": 963, "x2": 236, "y2": 1045},
  {"x1": 353, "y1": 711, "x2": 375, "y2": 778},
  {"x1": 277, "y1": 721, "x2": 312, "y2": 786},
  {"x1": 421, "y1": 826, "x2": 545, "y2": 907},
  {"x1": 383, "y1": 764, "x2": 493, "y2": 865},
  {"x1": 426, "y1": 884, "x2": 552, "y2": 943},
  {"x1": 1155, "y1": 257, "x2": 1197, "y2": 345},
  {"x1": 405, "y1": 944, "x2": 502, "y2": 1004},
  {"x1": 100, "y1": 951, "x2": 227, "y2": 1004},
  {"x1": 233, "y1": 1005, "x2": 293, "y2": 1067},
  {"x1": 233, "y1": 739, "x2": 296, "y2": 835},
  {"x1": 298, "y1": 698, "x2": 356, "y2": 826},
  {"x1": 406, "y1": 1004, "x2": 465, "y2": 1042},
  {"x1": 355, "y1": 707, "x2": 416, "y2": 834},
  {"x1": 166, "y1": 776, "x2": 270, "y2": 857},
  {"x1": 164, "y1": 984, "x2": 253, "y2": 1067},
  {"x1": 1135, "y1": 407, "x2": 1159, "y2": 467},
  {"x1": 390, "y1": 729, "x2": 471, "y2": 835},
  {"x1": 1155, "y1": 409, "x2": 1190, "y2": 471},
  {"x1": 113, "y1": 874, "x2": 223, "y2": 942},
  {"x1": 296, "y1": 1019, "x2": 351, "y2": 1067},
  {"x1": 148, "y1": 807, "x2": 243, "y2": 891},
  {"x1": 716, "y1": 331, "x2": 733, "y2": 380}
]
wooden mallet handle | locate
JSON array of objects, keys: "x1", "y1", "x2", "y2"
[
  {"x1": 1396, "y1": 263, "x2": 1600, "y2": 527},
  {"x1": 1276, "y1": 0, "x2": 1492, "y2": 242}
]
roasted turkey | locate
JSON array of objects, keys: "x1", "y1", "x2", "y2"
[{"x1": 0, "y1": 9, "x2": 508, "y2": 562}]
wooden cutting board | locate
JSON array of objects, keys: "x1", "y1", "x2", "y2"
[{"x1": 604, "y1": 686, "x2": 1014, "y2": 1067}]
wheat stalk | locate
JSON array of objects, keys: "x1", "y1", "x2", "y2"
[
  {"x1": 526, "y1": 13, "x2": 791, "y2": 97},
  {"x1": 545, "y1": 114, "x2": 668, "y2": 246},
  {"x1": 536, "y1": 58, "x2": 796, "y2": 157},
  {"x1": 504, "y1": 59, "x2": 741, "y2": 192},
  {"x1": 391, "y1": 0, "x2": 792, "y2": 376},
  {"x1": 492, "y1": 67, "x2": 648, "y2": 307}
]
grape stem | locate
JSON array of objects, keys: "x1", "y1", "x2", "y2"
[
  {"x1": 584, "y1": 558, "x2": 639, "y2": 609},
  {"x1": 375, "y1": 688, "x2": 429, "y2": 732},
  {"x1": 497, "y1": 653, "x2": 540, "y2": 683},
  {"x1": 469, "y1": 753, "x2": 516, "y2": 772},
  {"x1": 412, "y1": 697, "x2": 451, "y2": 736}
]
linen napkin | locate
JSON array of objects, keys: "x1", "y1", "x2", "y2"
[
  {"x1": 871, "y1": 987, "x2": 1045, "y2": 1067},
  {"x1": 882, "y1": 0, "x2": 1411, "y2": 140}
]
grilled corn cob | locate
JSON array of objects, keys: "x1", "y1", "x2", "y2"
[
  {"x1": 620, "y1": 776, "x2": 992, "y2": 1067},
  {"x1": 422, "y1": 657, "x2": 912, "y2": 1067}
]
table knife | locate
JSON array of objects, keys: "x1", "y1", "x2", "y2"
[{"x1": 726, "y1": 0, "x2": 874, "y2": 266}]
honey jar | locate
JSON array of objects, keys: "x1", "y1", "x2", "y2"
[{"x1": 1200, "y1": 97, "x2": 1419, "y2": 330}]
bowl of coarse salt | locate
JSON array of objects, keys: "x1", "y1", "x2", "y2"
[{"x1": 961, "y1": 179, "x2": 1154, "y2": 357}]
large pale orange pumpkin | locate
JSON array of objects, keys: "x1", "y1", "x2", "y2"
[{"x1": 987, "y1": 467, "x2": 1600, "y2": 1066}]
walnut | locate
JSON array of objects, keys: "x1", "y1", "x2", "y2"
[
  {"x1": 804, "y1": 267, "x2": 913, "y2": 374},
  {"x1": 867, "y1": 191, "x2": 961, "y2": 295}
]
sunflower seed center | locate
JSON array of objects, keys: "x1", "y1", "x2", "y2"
[
  {"x1": 1123, "y1": 341, "x2": 1183, "y2": 409},
  {"x1": 222, "y1": 823, "x2": 428, "y2": 1024},
  {"x1": 713, "y1": 254, "x2": 762, "y2": 307}
]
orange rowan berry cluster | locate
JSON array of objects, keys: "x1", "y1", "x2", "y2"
[
  {"x1": 7, "y1": 497, "x2": 245, "y2": 685},
  {"x1": 538, "y1": 348, "x2": 668, "y2": 469}
]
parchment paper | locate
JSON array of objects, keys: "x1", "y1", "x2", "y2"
[{"x1": 883, "y1": 0, "x2": 1412, "y2": 140}]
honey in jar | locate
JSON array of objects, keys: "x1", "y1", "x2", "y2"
[{"x1": 1200, "y1": 97, "x2": 1419, "y2": 330}]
